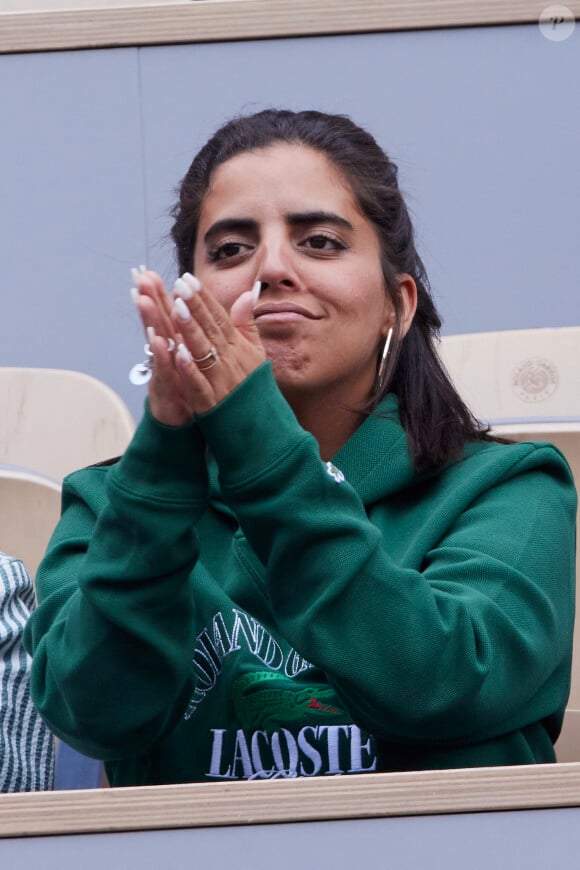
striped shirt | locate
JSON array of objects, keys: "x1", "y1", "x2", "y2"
[{"x1": 0, "y1": 553, "x2": 54, "y2": 791}]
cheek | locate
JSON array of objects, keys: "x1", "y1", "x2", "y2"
[
  {"x1": 197, "y1": 274, "x2": 244, "y2": 312},
  {"x1": 206, "y1": 280, "x2": 237, "y2": 311},
  {"x1": 363, "y1": 265, "x2": 389, "y2": 314},
  {"x1": 346, "y1": 271, "x2": 388, "y2": 316}
]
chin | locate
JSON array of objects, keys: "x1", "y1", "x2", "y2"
[
  {"x1": 269, "y1": 364, "x2": 316, "y2": 405},
  {"x1": 271, "y1": 368, "x2": 309, "y2": 396},
  {"x1": 266, "y1": 344, "x2": 309, "y2": 382}
]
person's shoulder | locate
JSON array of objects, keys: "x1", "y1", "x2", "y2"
[
  {"x1": 0, "y1": 551, "x2": 31, "y2": 581},
  {"x1": 89, "y1": 456, "x2": 122, "y2": 469},
  {"x1": 0, "y1": 551, "x2": 24, "y2": 570},
  {"x1": 465, "y1": 436, "x2": 570, "y2": 466},
  {"x1": 65, "y1": 455, "x2": 121, "y2": 482},
  {"x1": 60, "y1": 456, "x2": 121, "y2": 512},
  {"x1": 459, "y1": 437, "x2": 575, "y2": 492},
  {"x1": 0, "y1": 553, "x2": 33, "y2": 607}
]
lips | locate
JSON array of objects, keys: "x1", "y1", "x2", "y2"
[{"x1": 253, "y1": 302, "x2": 321, "y2": 320}]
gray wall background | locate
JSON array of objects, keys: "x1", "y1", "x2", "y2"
[
  {"x1": 1, "y1": 807, "x2": 580, "y2": 869},
  {"x1": 1, "y1": 24, "x2": 578, "y2": 422}
]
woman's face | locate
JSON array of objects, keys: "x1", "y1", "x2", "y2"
[{"x1": 193, "y1": 143, "x2": 414, "y2": 407}]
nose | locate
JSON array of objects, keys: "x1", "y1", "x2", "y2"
[{"x1": 256, "y1": 235, "x2": 302, "y2": 294}]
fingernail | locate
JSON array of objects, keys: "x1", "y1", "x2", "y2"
[
  {"x1": 174, "y1": 297, "x2": 191, "y2": 322},
  {"x1": 182, "y1": 273, "x2": 202, "y2": 293},
  {"x1": 131, "y1": 268, "x2": 141, "y2": 285},
  {"x1": 130, "y1": 287, "x2": 140, "y2": 305},
  {"x1": 174, "y1": 277, "x2": 193, "y2": 300},
  {"x1": 146, "y1": 326, "x2": 156, "y2": 345},
  {"x1": 252, "y1": 280, "x2": 262, "y2": 309},
  {"x1": 139, "y1": 264, "x2": 147, "y2": 273},
  {"x1": 177, "y1": 342, "x2": 192, "y2": 364}
]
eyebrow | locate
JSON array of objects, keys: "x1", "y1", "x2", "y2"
[
  {"x1": 203, "y1": 218, "x2": 257, "y2": 245},
  {"x1": 203, "y1": 211, "x2": 354, "y2": 245},
  {"x1": 286, "y1": 211, "x2": 354, "y2": 232}
]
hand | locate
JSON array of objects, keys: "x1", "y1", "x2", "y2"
[
  {"x1": 170, "y1": 274, "x2": 267, "y2": 415},
  {"x1": 132, "y1": 269, "x2": 195, "y2": 427}
]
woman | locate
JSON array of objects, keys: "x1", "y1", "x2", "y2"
[{"x1": 25, "y1": 110, "x2": 576, "y2": 785}]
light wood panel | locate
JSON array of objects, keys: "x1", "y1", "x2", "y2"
[
  {"x1": 2, "y1": 0, "x2": 579, "y2": 54},
  {"x1": 3, "y1": 763, "x2": 580, "y2": 839}
]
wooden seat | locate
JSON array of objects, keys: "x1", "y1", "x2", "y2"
[
  {"x1": 439, "y1": 327, "x2": 580, "y2": 761},
  {"x1": 0, "y1": 468, "x2": 62, "y2": 581},
  {"x1": 0, "y1": 367, "x2": 135, "y2": 482},
  {"x1": 0, "y1": 368, "x2": 135, "y2": 785}
]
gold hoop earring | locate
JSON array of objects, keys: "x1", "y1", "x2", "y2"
[{"x1": 376, "y1": 327, "x2": 393, "y2": 391}]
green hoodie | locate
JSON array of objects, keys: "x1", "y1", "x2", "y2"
[{"x1": 25, "y1": 363, "x2": 576, "y2": 785}]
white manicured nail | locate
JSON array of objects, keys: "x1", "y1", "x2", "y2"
[
  {"x1": 182, "y1": 273, "x2": 202, "y2": 293},
  {"x1": 174, "y1": 297, "x2": 191, "y2": 321},
  {"x1": 139, "y1": 264, "x2": 147, "y2": 273},
  {"x1": 252, "y1": 280, "x2": 262, "y2": 309},
  {"x1": 146, "y1": 326, "x2": 156, "y2": 345},
  {"x1": 174, "y1": 277, "x2": 193, "y2": 300},
  {"x1": 130, "y1": 286, "x2": 140, "y2": 305},
  {"x1": 177, "y1": 342, "x2": 192, "y2": 364}
]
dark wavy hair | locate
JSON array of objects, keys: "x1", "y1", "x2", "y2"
[{"x1": 171, "y1": 109, "x2": 491, "y2": 471}]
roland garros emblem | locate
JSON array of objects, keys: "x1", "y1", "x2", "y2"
[{"x1": 512, "y1": 358, "x2": 558, "y2": 403}]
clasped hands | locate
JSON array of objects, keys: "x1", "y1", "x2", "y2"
[{"x1": 132, "y1": 269, "x2": 267, "y2": 427}]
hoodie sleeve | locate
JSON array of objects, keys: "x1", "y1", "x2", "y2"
[
  {"x1": 197, "y1": 363, "x2": 577, "y2": 744},
  {"x1": 24, "y1": 403, "x2": 209, "y2": 760}
]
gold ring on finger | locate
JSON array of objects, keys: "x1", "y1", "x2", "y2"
[{"x1": 194, "y1": 346, "x2": 219, "y2": 371}]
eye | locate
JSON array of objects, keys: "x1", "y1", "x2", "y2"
[
  {"x1": 301, "y1": 233, "x2": 347, "y2": 254},
  {"x1": 208, "y1": 241, "x2": 253, "y2": 263}
]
